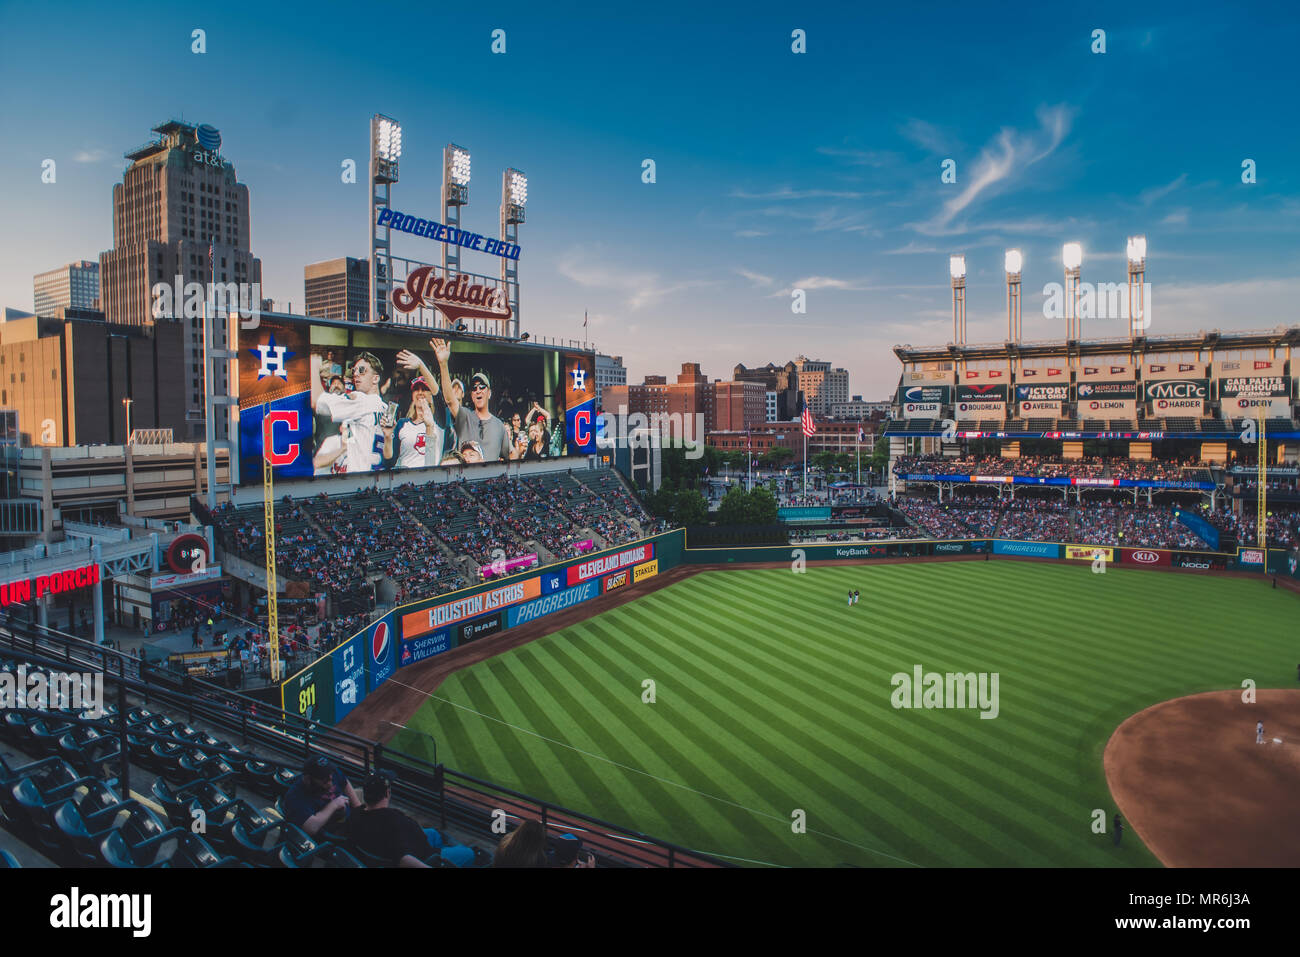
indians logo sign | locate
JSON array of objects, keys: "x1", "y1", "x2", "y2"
[{"x1": 391, "y1": 265, "x2": 513, "y2": 326}]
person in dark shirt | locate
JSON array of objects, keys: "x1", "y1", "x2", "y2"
[
  {"x1": 282, "y1": 756, "x2": 361, "y2": 837},
  {"x1": 349, "y1": 774, "x2": 475, "y2": 867}
]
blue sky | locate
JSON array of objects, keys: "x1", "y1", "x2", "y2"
[{"x1": 1, "y1": 0, "x2": 1297, "y2": 398}]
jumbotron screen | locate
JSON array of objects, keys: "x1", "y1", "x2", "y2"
[{"x1": 237, "y1": 316, "x2": 596, "y2": 485}]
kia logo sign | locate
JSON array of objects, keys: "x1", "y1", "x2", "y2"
[
  {"x1": 1132, "y1": 550, "x2": 1159, "y2": 564},
  {"x1": 371, "y1": 621, "x2": 391, "y2": 665}
]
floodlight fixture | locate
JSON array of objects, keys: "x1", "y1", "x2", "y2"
[
  {"x1": 1062, "y1": 242, "x2": 1083, "y2": 271},
  {"x1": 1004, "y1": 248, "x2": 1023, "y2": 275},
  {"x1": 1127, "y1": 235, "x2": 1147, "y2": 264},
  {"x1": 949, "y1": 254, "x2": 966, "y2": 280}
]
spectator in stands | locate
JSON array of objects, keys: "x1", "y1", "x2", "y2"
[
  {"x1": 492, "y1": 819, "x2": 550, "y2": 867},
  {"x1": 282, "y1": 755, "x2": 361, "y2": 838},
  {"x1": 349, "y1": 773, "x2": 476, "y2": 868},
  {"x1": 550, "y1": 833, "x2": 595, "y2": 868}
]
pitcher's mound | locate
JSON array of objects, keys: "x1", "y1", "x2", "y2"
[{"x1": 1105, "y1": 689, "x2": 1300, "y2": 867}]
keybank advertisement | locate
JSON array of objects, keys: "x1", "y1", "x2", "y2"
[{"x1": 507, "y1": 581, "x2": 599, "y2": 627}]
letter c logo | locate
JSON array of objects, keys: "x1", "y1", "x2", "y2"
[
  {"x1": 575, "y1": 410, "x2": 591, "y2": 448},
  {"x1": 263, "y1": 410, "x2": 300, "y2": 466}
]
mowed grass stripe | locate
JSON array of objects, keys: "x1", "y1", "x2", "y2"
[
  {"x1": 416, "y1": 562, "x2": 1295, "y2": 866},
  {"x1": 628, "y1": 597, "x2": 1066, "y2": 866}
]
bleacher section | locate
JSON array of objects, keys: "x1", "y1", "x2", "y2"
[{"x1": 210, "y1": 469, "x2": 668, "y2": 607}]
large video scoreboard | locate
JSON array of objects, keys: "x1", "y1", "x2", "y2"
[{"x1": 236, "y1": 315, "x2": 595, "y2": 485}]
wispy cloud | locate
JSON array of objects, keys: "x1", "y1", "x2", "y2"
[
  {"x1": 733, "y1": 229, "x2": 769, "y2": 238},
  {"x1": 816, "y1": 146, "x2": 900, "y2": 168},
  {"x1": 734, "y1": 268, "x2": 774, "y2": 288},
  {"x1": 913, "y1": 104, "x2": 1074, "y2": 236},
  {"x1": 898, "y1": 118, "x2": 953, "y2": 155},
  {"x1": 73, "y1": 149, "x2": 108, "y2": 163},
  {"x1": 557, "y1": 247, "x2": 716, "y2": 310},
  {"x1": 1140, "y1": 173, "x2": 1187, "y2": 206},
  {"x1": 729, "y1": 186, "x2": 870, "y2": 201},
  {"x1": 885, "y1": 241, "x2": 942, "y2": 255}
]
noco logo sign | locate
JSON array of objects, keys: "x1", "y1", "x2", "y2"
[{"x1": 604, "y1": 570, "x2": 629, "y2": 592}]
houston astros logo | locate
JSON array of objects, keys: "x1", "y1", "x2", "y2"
[
  {"x1": 372, "y1": 621, "x2": 391, "y2": 665},
  {"x1": 251, "y1": 335, "x2": 294, "y2": 381}
]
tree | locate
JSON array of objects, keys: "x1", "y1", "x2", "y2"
[
  {"x1": 746, "y1": 485, "x2": 779, "y2": 525},
  {"x1": 870, "y1": 433, "x2": 890, "y2": 474},
  {"x1": 671, "y1": 488, "x2": 709, "y2": 526},
  {"x1": 716, "y1": 485, "x2": 749, "y2": 525},
  {"x1": 760, "y1": 446, "x2": 794, "y2": 470}
]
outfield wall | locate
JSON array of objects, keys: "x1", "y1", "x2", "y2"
[
  {"x1": 280, "y1": 526, "x2": 1296, "y2": 726},
  {"x1": 279, "y1": 528, "x2": 686, "y2": 724}
]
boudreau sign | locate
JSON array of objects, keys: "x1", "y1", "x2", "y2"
[{"x1": 391, "y1": 266, "x2": 513, "y2": 327}]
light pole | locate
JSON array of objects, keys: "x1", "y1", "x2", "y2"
[
  {"x1": 500, "y1": 169, "x2": 526, "y2": 338},
  {"x1": 122, "y1": 397, "x2": 133, "y2": 446},
  {"x1": 1126, "y1": 235, "x2": 1147, "y2": 341},
  {"x1": 1004, "y1": 249, "x2": 1022, "y2": 342},
  {"x1": 949, "y1": 255, "x2": 966, "y2": 344},
  {"x1": 443, "y1": 144, "x2": 471, "y2": 328},
  {"x1": 1062, "y1": 242, "x2": 1083, "y2": 343},
  {"x1": 369, "y1": 115, "x2": 402, "y2": 323}
]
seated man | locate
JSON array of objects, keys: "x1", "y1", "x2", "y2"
[
  {"x1": 282, "y1": 756, "x2": 361, "y2": 838},
  {"x1": 348, "y1": 773, "x2": 476, "y2": 868}
]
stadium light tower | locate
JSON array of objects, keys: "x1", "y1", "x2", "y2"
[
  {"x1": 369, "y1": 114, "x2": 402, "y2": 323},
  {"x1": 500, "y1": 168, "x2": 526, "y2": 339},
  {"x1": 1062, "y1": 242, "x2": 1083, "y2": 342},
  {"x1": 442, "y1": 144, "x2": 471, "y2": 325},
  {"x1": 949, "y1": 254, "x2": 966, "y2": 344},
  {"x1": 1005, "y1": 248, "x2": 1023, "y2": 342},
  {"x1": 1127, "y1": 235, "x2": 1147, "y2": 342}
]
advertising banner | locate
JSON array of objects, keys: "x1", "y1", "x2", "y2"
[
  {"x1": 1120, "y1": 548, "x2": 1171, "y2": 567},
  {"x1": 506, "y1": 581, "x2": 599, "y2": 627},
  {"x1": 1015, "y1": 384, "x2": 1070, "y2": 403},
  {"x1": 1065, "y1": 545, "x2": 1114, "y2": 561},
  {"x1": 1078, "y1": 399, "x2": 1136, "y2": 418},
  {"x1": 603, "y1": 569, "x2": 630, "y2": 592},
  {"x1": 1217, "y1": 375, "x2": 1290, "y2": 399},
  {"x1": 897, "y1": 385, "x2": 952, "y2": 404},
  {"x1": 1076, "y1": 381, "x2": 1137, "y2": 400},
  {"x1": 285, "y1": 655, "x2": 333, "y2": 725},
  {"x1": 1144, "y1": 379, "x2": 1207, "y2": 402},
  {"x1": 993, "y1": 540, "x2": 1060, "y2": 558},
  {"x1": 1019, "y1": 401, "x2": 1062, "y2": 416},
  {"x1": 402, "y1": 577, "x2": 542, "y2": 640},
  {"x1": 956, "y1": 402, "x2": 1006, "y2": 417},
  {"x1": 903, "y1": 402, "x2": 942, "y2": 417},
  {"x1": 1237, "y1": 548, "x2": 1265, "y2": 567},
  {"x1": 458, "y1": 612, "x2": 504, "y2": 645},
  {"x1": 956, "y1": 384, "x2": 1008, "y2": 403},
  {"x1": 399, "y1": 628, "x2": 452, "y2": 667},
  {"x1": 566, "y1": 543, "x2": 654, "y2": 586},
  {"x1": 1224, "y1": 396, "x2": 1291, "y2": 417},
  {"x1": 366, "y1": 615, "x2": 396, "y2": 693},
  {"x1": 481, "y1": 554, "x2": 538, "y2": 580},
  {"x1": 331, "y1": 634, "x2": 367, "y2": 723},
  {"x1": 633, "y1": 559, "x2": 659, "y2": 583}
]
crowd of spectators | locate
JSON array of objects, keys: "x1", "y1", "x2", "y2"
[{"x1": 894, "y1": 455, "x2": 1210, "y2": 482}]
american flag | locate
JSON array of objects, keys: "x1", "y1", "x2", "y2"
[{"x1": 801, "y1": 405, "x2": 817, "y2": 437}]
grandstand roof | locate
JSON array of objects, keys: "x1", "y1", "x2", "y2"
[{"x1": 893, "y1": 326, "x2": 1300, "y2": 363}]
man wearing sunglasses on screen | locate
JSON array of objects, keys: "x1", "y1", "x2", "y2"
[{"x1": 398, "y1": 338, "x2": 517, "y2": 463}]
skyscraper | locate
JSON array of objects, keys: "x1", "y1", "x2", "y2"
[
  {"x1": 304, "y1": 257, "x2": 370, "y2": 321},
  {"x1": 98, "y1": 120, "x2": 261, "y2": 441},
  {"x1": 33, "y1": 261, "x2": 99, "y2": 317}
]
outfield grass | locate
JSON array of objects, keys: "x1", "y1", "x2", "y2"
[{"x1": 390, "y1": 562, "x2": 1297, "y2": 867}]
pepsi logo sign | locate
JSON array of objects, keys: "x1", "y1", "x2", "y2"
[{"x1": 371, "y1": 621, "x2": 391, "y2": 665}]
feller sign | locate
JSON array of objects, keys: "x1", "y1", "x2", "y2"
[{"x1": 0, "y1": 564, "x2": 101, "y2": 606}]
